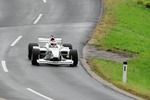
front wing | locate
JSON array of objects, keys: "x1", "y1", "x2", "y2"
[{"x1": 37, "y1": 59, "x2": 73, "y2": 65}]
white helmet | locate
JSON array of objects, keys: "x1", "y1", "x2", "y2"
[{"x1": 50, "y1": 40, "x2": 57, "y2": 46}]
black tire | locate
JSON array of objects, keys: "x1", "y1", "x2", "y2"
[
  {"x1": 69, "y1": 50, "x2": 78, "y2": 67},
  {"x1": 31, "y1": 48, "x2": 40, "y2": 65},
  {"x1": 63, "y1": 44, "x2": 73, "y2": 49},
  {"x1": 28, "y1": 43, "x2": 38, "y2": 60}
]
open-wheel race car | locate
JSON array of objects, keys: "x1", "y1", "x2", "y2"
[{"x1": 28, "y1": 36, "x2": 78, "y2": 67}]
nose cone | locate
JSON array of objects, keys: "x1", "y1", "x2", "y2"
[{"x1": 52, "y1": 48, "x2": 60, "y2": 58}]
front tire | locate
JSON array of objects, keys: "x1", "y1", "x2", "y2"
[
  {"x1": 69, "y1": 50, "x2": 78, "y2": 67},
  {"x1": 31, "y1": 48, "x2": 40, "y2": 65},
  {"x1": 28, "y1": 43, "x2": 38, "y2": 60},
  {"x1": 63, "y1": 44, "x2": 73, "y2": 49}
]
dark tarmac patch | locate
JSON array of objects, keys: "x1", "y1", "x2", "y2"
[{"x1": 83, "y1": 44, "x2": 134, "y2": 62}]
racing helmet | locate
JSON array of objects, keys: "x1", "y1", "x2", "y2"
[
  {"x1": 50, "y1": 40, "x2": 57, "y2": 46},
  {"x1": 51, "y1": 37, "x2": 55, "y2": 41}
]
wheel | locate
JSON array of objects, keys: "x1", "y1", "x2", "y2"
[
  {"x1": 31, "y1": 48, "x2": 40, "y2": 65},
  {"x1": 63, "y1": 44, "x2": 73, "y2": 49},
  {"x1": 28, "y1": 43, "x2": 38, "y2": 60},
  {"x1": 69, "y1": 50, "x2": 78, "y2": 67}
]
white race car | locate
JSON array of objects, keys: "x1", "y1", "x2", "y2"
[{"x1": 28, "y1": 37, "x2": 78, "y2": 67}]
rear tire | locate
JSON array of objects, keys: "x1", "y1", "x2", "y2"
[
  {"x1": 63, "y1": 44, "x2": 73, "y2": 49},
  {"x1": 69, "y1": 50, "x2": 78, "y2": 67},
  {"x1": 31, "y1": 48, "x2": 40, "y2": 65},
  {"x1": 28, "y1": 43, "x2": 38, "y2": 60}
]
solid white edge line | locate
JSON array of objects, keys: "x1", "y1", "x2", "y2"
[
  {"x1": 33, "y1": 14, "x2": 43, "y2": 24},
  {"x1": 27, "y1": 88, "x2": 53, "y2": 100},
  {"x1": 1, "y1": 61, "x2": 8, "y2": 72},
  {"x1": 43, "y1": 0, "x2": 47, "y2": 3},
  {"x1": 10, "y1": 36, "x2": 22, "y2": 46}
]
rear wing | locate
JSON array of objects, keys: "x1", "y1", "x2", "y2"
[{"x1": 38, "y1": 37, "x2": 62, "y2": 44}]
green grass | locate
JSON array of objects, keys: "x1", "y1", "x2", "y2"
[
  {"x1": 88, "y1": 57, "x2": 150, "y2": 99},
  {"x1": 89, "y1": 0, "x2": 150, "y2": 99},
  {"x1": 96, "y1": 1, "x2": 150, "y2": 53}
]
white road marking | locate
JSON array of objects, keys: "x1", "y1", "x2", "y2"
[
  {"x1": 33, "y1": 14, "x2": 43, "y2": 24},
  {"x1": 10, "y1": 36, "x2": 22, "y2": 46},
  {"x1": 1, "y1": 61, "x2": 8, "y2": 72},
  {"x1": 0, "y1": 98, "x2": 6, "y2": 100},
  {"x1": 43, "y1": 0, "x2": 47, "y2": 3},
  {"x1": 27, "y1": 88, "x2": 54, "y2": 100}
]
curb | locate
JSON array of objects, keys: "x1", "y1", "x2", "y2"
[{"x1": 81, "y1": 45, "x2": 144, "y2": 100}]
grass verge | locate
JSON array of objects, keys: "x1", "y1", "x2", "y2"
[{"x1": 88, "y1": 0, "x2": 150, "y2": 99}]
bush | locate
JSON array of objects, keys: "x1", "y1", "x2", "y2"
[
  {"x1": 145, "y1": 3, "x2": 150, "y2": 8},
  {"x1": 137, "y1": 0, "x2": 143, "y2": 5}
]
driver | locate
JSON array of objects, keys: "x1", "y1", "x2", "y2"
[
  {"x1": 44, "y1": 36, "x2": 57, "y2": 60},
  {"x1": 45, "y1": 35, "x2": 57, "y2": 48}
]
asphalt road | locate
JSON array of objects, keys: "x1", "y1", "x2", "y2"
[{"x1": 0, "y1": 0, "x2": 135, "y2": 100}]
